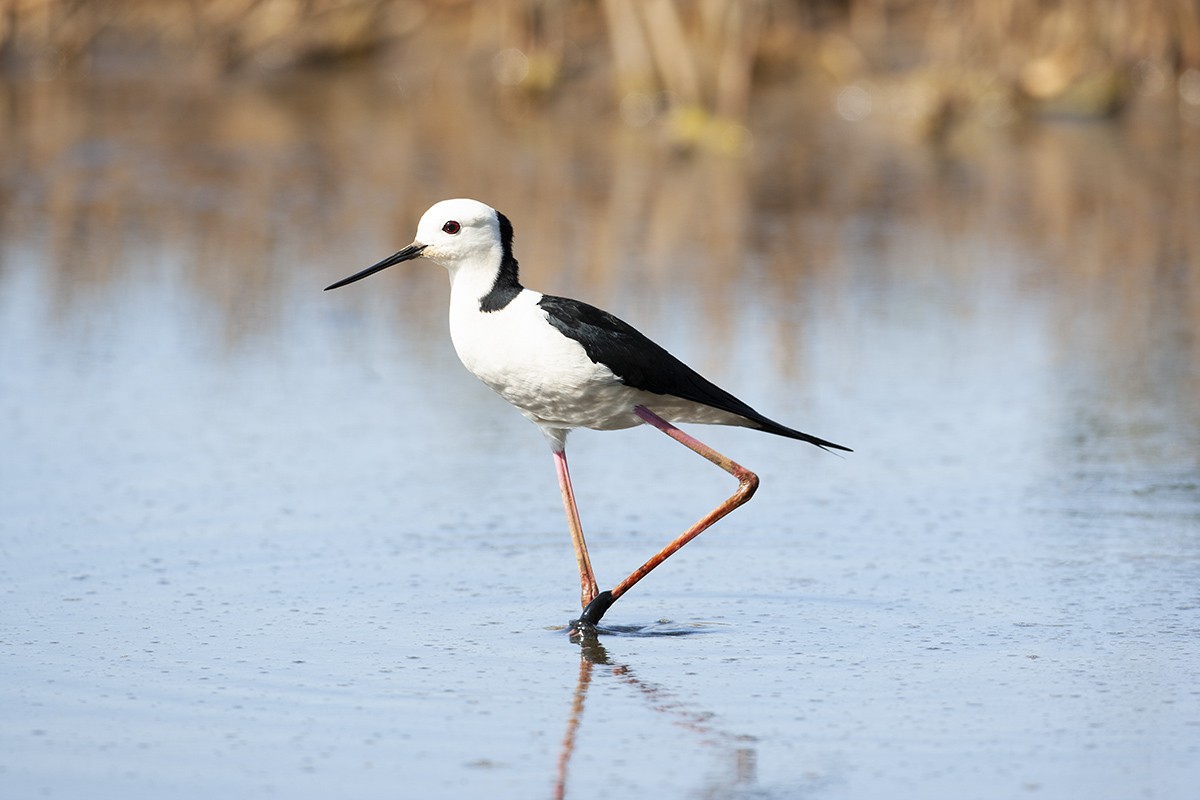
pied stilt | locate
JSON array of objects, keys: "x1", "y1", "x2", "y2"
[{"x1": 326, "y1": 198, "x2": 850, "y2": 628}]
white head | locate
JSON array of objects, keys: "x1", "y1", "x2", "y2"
[{"x1": 325, "y1": 198, "x2": 512, "y2": 291}]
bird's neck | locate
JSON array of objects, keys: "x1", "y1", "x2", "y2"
[{"x1": 448, "y1": 252, "x2": 524, "y2": 314}]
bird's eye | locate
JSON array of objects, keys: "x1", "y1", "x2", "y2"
[{"x1": 442, "y1": 220, "x2": 461, "y2": 235}]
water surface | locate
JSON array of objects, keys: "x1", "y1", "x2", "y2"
[{"x1": 2, "y1": 69, "x2": 1198, "y2": 798}]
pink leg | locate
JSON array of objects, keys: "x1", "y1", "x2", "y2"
[
  {"x1": 578, "y1": 405, "x2": 759, "y2": 625},
  {"x1": 554, "y1": 449, "x2": 600, "y2": 609}
]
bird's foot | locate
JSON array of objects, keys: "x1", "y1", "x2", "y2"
[{"x1": 568, "y1": 590, "x2": 615, "y2": 634}]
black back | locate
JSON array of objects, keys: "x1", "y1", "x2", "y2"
[{"x1": 538, "y1": 294, "x2": 850, "y2": 452}]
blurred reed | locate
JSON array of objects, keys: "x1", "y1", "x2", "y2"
[{"x1": 3, "y1": 0, "x2": 1200, "y2": 144}]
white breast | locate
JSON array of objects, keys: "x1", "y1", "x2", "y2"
[{"x1": 448, "y1": 289, "x2": 646, "y2": 432}]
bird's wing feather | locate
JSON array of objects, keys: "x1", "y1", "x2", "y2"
[{"x1": 537, "y1": 294, "x2": 850, "y2": 452}]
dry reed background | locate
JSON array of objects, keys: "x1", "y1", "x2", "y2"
[{"x1": 4, "y1": 1, "x2": 1200, "y2": 131}]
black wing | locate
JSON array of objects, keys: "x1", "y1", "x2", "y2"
[{"x1": 537, "y1": 294, "x2": 850, "y2": 452}]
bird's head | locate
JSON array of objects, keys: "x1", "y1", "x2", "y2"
[{"x1": 325, "y1": 198, "x2": 504, "y2": 291}]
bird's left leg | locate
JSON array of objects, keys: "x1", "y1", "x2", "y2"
[
  {"x1": 577, "y1": 405, "x2": 759, "y2": 625},
  {"x1": 553, "y1": 447, "x2": 600, "y2": 609}
]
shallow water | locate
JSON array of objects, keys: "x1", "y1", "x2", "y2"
[{"x1": 2, "y1": 69, "x2": 1199, "y2": 798}]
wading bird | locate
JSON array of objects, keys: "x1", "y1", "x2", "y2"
[{"x1": 326, "y1": 199, "x2": 849, "y2": 628}]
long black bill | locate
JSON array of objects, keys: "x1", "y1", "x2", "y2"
[{"x1": 324, "y1": 243, "x2": 427, "y2": 291}]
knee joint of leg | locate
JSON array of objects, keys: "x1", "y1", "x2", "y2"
[{"x1": 739, "y1": 469, "x2": 760, "y2": 500}]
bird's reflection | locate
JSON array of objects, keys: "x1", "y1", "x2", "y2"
[{"x1": 553, "y1": 628, "x2": 758, "y2": 799}]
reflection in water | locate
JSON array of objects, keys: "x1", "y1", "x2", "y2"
[
  {"x1": 554, "y1": 630, "x2": 758, "y2": 800},
  {"x1": 2, "y1": 71, "x2": 1196, "y2": 470},
  {"x1": 553, "y1": 638, "x2": 594, "y2": 800},
  {"x1": 2, "y1": 66, "x2": 1196, "y2": 535},
  {"x1": 2, "y1": 69, "x2": 1197, "y2": 381}
]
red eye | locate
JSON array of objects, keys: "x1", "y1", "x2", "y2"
[{"x1": 442, "y1": 220, "x2": 461, "y2": 234}]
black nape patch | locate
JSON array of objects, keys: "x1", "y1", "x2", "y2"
[{"x1": 479, "y1": 211, "x2": 524, "y2": 312}]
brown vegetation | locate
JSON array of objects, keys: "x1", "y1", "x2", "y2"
[{"x1": 3, "y1": 1, "x2": 1200, "y2": 137}]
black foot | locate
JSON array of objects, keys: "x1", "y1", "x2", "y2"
[{"x1": 569, "y1": 590, "x2": 615, "y2": 632}]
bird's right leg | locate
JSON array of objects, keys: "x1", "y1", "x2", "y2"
[
  {"x1": 577, "y1": 405, "x2": 760, "y2": 626},
  {"x1": 553, "y1": 448, "x2": 599, "y2": 609}
]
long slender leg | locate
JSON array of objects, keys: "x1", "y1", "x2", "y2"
[
  {"x1": 553, "y1": 448, "x2": 600, "y2": 608},
  {"x1": 578, "y1": 405, "x2": 759, "y2": 625}
]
